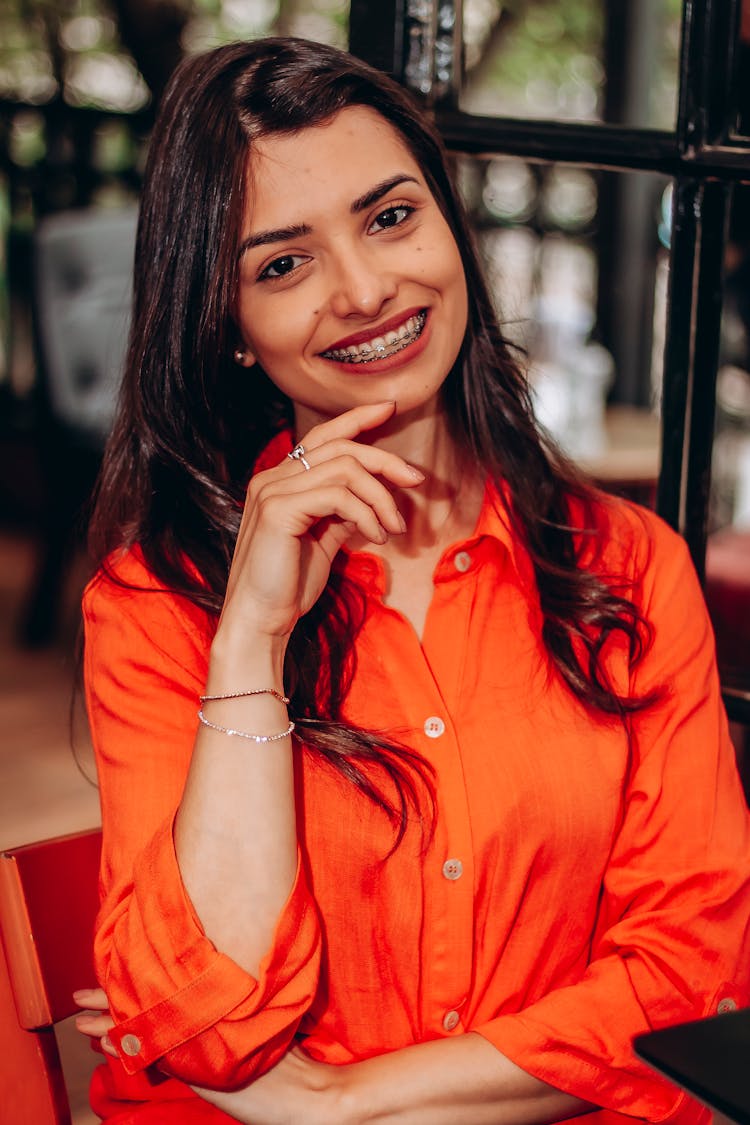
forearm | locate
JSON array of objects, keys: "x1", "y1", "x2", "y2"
[
  {"x1": 174, "y1": 635, "x2": 299, "y2": 975},
  {"x1": 336, "y1": 1032, "x2": 594, "y2": 1125},
  {"x1": 193, "y1": 1032, "x2": 594, "y2": 1125}
]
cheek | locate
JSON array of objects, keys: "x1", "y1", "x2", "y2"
[
  {"x1": 418, "y1": 231, "x2": 466, "y2": 290},
  {"x1": 238, "y1": 295, "x2": 310, "y2": 364}
]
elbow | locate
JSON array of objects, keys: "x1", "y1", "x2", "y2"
[{"x1": 156, "y1": 1025, "x2": 298, "y2": 1089}]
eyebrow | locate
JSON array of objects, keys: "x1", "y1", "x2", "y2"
[
  {"x1": 238, "y1": 174, "x2": 420, "y2": 257},
  {"x1": 350, "y1": 174, "x2": 419, "y2": 214}
]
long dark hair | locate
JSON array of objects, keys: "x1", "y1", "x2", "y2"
[{"x1": 89, "y1": 38, "x2": 653, "y2": 844}]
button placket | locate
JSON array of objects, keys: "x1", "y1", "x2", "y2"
[{"x1": 424, "y1": 716, "x2": 445, "y2": 738}]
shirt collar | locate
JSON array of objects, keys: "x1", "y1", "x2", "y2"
[{"x1": 253, "y1": 428, "x2": 295, "y2": 474}]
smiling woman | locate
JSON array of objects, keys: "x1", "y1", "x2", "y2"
[{"x1": 78, "y1": 36, "x2": 750, "y2": 1125}]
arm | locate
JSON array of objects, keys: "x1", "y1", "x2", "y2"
[
  {"x1": 84, "y1": 558, "x2": 323, "y2": 1087},
  {"x1": 470, "y1": 512, "x2": 750, "y2": 1121},
  {"x1": 74, "y1": 994, "x2": 592, "y2": 1125},
  {"x1": 199, "y1": 1034, "x2": 594, "y2": 1125},
  {"x1": 87, "y1": 401, "x2": 424, "y2": 1088}
]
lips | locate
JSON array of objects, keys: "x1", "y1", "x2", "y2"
[{"x1": 320, "y1": 310, "x2": 428, "y2": 364}]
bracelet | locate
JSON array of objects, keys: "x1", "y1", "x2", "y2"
[
  {"x1": 199, "y1": 688, "x2": 290, "y2": 704},
  {"x1": 197, "y1": 709, "x2": 295, "y2": 743}
]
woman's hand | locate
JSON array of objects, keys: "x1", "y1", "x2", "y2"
[
  {"x1": 215, "y1": 400, "x2": 424, "y2": 649},
  {"x1": 73, "y1": 986, "x2": 118, "y2": 1058}
]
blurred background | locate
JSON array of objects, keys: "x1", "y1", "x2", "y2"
[{"x1": 0, "y1": 2, "x2": 749, "y2": 1118}]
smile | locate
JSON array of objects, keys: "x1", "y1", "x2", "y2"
[{"x1": 321, "y1": 311, "x2": 427, "y2": 364}]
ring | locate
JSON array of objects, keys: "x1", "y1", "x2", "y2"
[{"x1": 287, "y1": 442, "x2": 311, "y2": 471}]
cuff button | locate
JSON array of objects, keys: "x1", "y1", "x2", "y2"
[{"x1": 120, "y1": 1033, "x2": 142, "y2": 1057}]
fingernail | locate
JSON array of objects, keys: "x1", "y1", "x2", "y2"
[
  {"x1": 397, "y1": 513, "x2": 407, "y2": 533},
  {"x1": 73, "y1": 989, "x2": 91, "y2": 1002},
  {"x1": 407, "y1": 464, "x2": 425, "y2": 480}
]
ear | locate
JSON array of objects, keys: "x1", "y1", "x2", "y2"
[{"x1": 233, "y1": 347, "x2": 257, "y2": 368}]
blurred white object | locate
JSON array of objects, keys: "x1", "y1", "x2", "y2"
[
  {"x1": 564, "y1": 342, "x2": 615, "y2": 457},
  {"x1": 529, "y1": 293, "x2": 613, "y2": 459},
  {"x1": 34, "y1": 205, "x2": 137, "y2": 445}
]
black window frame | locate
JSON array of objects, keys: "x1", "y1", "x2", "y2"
[{"x1": 350, "y1": 0, "x2": 750, "y2": 724}]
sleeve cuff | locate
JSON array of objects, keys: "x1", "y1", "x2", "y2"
[
  {"x1": 473, "y1": 998, "x2": 686, "y2": 1122},
  {"x1": 104, "y1": 819, "x2": 321, "y2": 1075}
]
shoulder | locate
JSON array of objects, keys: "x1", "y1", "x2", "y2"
[
  {"x1": 83, "y1": 545, "x2": 215, "y2": 670},
  {"x1": 567, "y1": 492, "x2": 713, "y2": 668},
  {"x1": 568, "y1": 490, "x2": 691, "y2": 589}
]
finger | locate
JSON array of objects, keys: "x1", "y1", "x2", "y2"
[
  {"x1": 293, "y1": 485, "x2": 393, "y2": 545},
  {"x1": 294, "y1": 440, "x2": 425, "y2": 490},
  {"x1": 261, "y1": 457, "x2": 408, "y2": 536},
  {"x1": 101, "y1": 1034, "x2": 119, "y2": 1059},
  {"x1": 75, "y1": 1012, "x2": 115, "y2": 1034},
  {"x1": 73, "y1": 987, "x2": 109, "y2": 1010},
  {"x1": 258, "y1": 465, "x2": 413, "y2": 540},
  {"x1": 301, "y1": 400, "x2": 397, "y2": 451}
]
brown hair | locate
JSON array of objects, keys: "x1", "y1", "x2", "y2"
[{"x1": 89, "y1": 38, "x2": 652, "y2": 844}]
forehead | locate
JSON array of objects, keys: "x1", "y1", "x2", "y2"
[{"x1": 243, "y1": 106, "x2": 422, "y2": 230}]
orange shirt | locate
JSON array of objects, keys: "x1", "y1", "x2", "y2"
[{"x1": 83, "y1": 436, "x2": 750, "y2": 1123}]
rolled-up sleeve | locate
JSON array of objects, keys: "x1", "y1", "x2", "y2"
[
  {"x1": 475, "y1": 514, "x2": 750, "y2": 1121},
  {"x1": 83, "y1": 553, "x2": 322, "y2": 1087}
]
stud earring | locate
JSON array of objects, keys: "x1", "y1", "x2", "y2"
[{"x1": 233, "y1": 349, "x2": 245, "y2": 364}]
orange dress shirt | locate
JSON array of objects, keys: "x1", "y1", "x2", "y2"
[{"x1": 83, "y1": 432, "x2": 750, "y2": 1124}]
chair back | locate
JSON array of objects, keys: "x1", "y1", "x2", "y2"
[{"x1": 0, "y1": 828, "x2": 102, "y2": 1125}]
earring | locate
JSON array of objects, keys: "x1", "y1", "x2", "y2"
[{"x1": 233, "y1": 349, "x2": 245, "y2": 364}]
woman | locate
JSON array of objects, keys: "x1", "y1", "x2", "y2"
[{"x1": 76, "y1": 36, "x2": 750, "y2": 1125}]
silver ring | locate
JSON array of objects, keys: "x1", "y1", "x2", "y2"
[{"x1": 287, "y1": 442, "x2": 311, "y2": 471}]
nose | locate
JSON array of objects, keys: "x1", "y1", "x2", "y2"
[{"x1": 328, "y1": 245, "x2": 397, "y2": 320}]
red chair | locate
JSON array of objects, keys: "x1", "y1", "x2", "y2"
[{"x1": 0, "y1": 828, "x2": 102, "y2": 1125}]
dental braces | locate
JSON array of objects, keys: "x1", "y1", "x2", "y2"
[{"x1": 325, "y1": 313, "x2": 427, "y2": 363}]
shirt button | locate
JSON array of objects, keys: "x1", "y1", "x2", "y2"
[
  {"x1": 717, "y1": 997, "x2": 738, "y2": 1014},
  {"x1": 424, "y1": 716, "x2": 445, "y2": 738},
  {"x1": 442, "y1": 1010, "x2": 460, "y2": 1031},
  {"x1": 442, "y1": 858, "x2": 463, "y2": 881},
  {"x1": 120, "y1": 1033, "x2": 142, "y2": 1057},
  {"x1": 454, "y1": 551, "x2": 472, "y2": 573}
]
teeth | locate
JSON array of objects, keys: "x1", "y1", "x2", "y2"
[{"x1": 323, "y1": 311, "x2": 427, "y2": 363}]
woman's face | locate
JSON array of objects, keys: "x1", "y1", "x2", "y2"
[{"x1": 235, "y1": 105, "x2": 468, "y2": 430}]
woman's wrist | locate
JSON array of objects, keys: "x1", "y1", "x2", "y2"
[{"x1": 207, "y1": 627, "x2": 288, "y2": 694}]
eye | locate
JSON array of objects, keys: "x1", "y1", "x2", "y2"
[
  {"x1": 368, "y1": 205, "x2": 415, "y2": 234},
  {"x1": 257, "y1": 253, "x2": 308, "y2": 281}
]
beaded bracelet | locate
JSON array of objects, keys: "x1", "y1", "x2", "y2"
[
  {"x1": 197, "y1": 710, "x2": 295, "y2": 744},
  {"x1": 199, "y1": 688, "x2": 290, "y2": 704}
]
